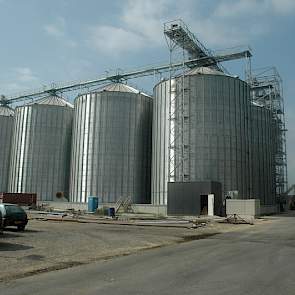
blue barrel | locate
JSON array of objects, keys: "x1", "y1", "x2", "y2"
[
  {"x1": 108, "y1": 207, "x2": 115, "y2": 217},
  {"x1": 88, "y1": 196, "x2": 99, "y2": 212}
]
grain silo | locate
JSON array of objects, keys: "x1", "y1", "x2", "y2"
[
  {"x1": 0, "y1": 104, "x2": 14, "y2": 192},
  {"x1": 152, "y1": 67, "x2": 251, "y2": 205},
  {"x1": 8, "y1": 96, "x2": 73, "y2": 201},
  {"x1": 69, "y1": 83, "x2": 152, "y2": 204},
  {"x1": 251, "y1": 103, "x2": 275, "y2": 205}
]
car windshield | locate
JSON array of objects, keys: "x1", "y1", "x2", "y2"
[{"x1": 5, "y1": 205, "x2": 25, "y2": 215}]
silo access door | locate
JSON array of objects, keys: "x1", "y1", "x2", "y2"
[
  {"x1": 200, "y1": 194, "x2": 214, "y2": 216},
  {"x1": 200, "y1": 195, "x2": 208, "y2": 215}
]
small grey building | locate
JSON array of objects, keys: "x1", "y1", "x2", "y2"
[{"x1": 167, "y1": 181, "x2": 223, "y2": 216}]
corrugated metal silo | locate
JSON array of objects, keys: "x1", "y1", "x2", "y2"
[
  {"x1": 0, "y1": 105, "x2": 14, "y2": 192},
  {"x1": 69, "y1": 83, "x2": 152, "y2": 204},
  {"x1": 152, "y1": 67, "x2": 251, "y2": 205},
  {"x1": 8, "y1": 96, "x2": 73, "y2": 201},
  {"x1": 250, "y1": 104, "x2": 275, "y2": 205}
]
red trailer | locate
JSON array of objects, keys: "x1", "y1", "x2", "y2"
[{"x1": 0, "y1": 193, "x2": 37, "y2": 206}]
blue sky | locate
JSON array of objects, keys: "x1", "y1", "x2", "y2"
[{"x1": 0, "y1": 0, "x2": 294, "y2": 186}]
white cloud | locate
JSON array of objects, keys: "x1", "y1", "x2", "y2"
[
  {"x1": 44, "y1": 17, "x2": 77, "y2": 47},
  {"x1": 87, "y1": 0, "x2": 169, "y2": 55},
  {"x1": 86, "y1": 0, "x2": 295, "y2": 54},
  {"x1": 188, "y1": 1, "x2": 271, "y2": 47},
  {"x1": 44, "y1": 17, "x2": 65, "y2": 38},
  {"x1": 214, "y1": 0, "x2": 267, "y2": 18},
  {"x1": 88, "y1": 25, "x2": 145, "y2": 54},
  {"x1": 184, "y1": 0, "x2": 294, "y2": 47},
  {"x1": 214, "y1": 0, "x2": 295, "y2": 19},
  {"x1": 188, "y1": 16, "x2": 270, "y2": 48},
  {"x1": 189, "y1": 19, "x2": 248, "y2": 47},
  {"x1": 271, "y1": 0, "x2": 295, "y2": 14},
  {"x1": 121, "y1": 0, "x2": 168, "y2": 44},
  {"x1": 0, "y1": 67, "x2": 40, "y2": 94},
  {"x1": 14, "y1": 67, "x2": 38, "y2": 83}
]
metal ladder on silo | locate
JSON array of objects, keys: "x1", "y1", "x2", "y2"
[
  {"x1": 171, "y1": 75, "x2": 190, "y2": 182},
  {"x1": 165, "y1": 20, "x2": 196, "y2": 183},
  {"x1": 167, "y1": 58, "x2": 190, "y2": 182}
]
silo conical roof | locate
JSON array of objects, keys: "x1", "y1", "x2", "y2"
[
  {"x1": 99, "y1": 83, "x2": 150, "y2": 97},
  {"x1": 0, "y1": 105, "x2": 14, "y2": 116},
  {"x1": 185, "y1": 66, "x2": 226, "y2": 76},
  {"x1": 26, "y1": 95, "x2": 74, "y2": 108}
]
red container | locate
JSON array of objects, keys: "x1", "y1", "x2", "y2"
[{"x1": 0, "y1": 193, "x2": 37, "y2": 206}]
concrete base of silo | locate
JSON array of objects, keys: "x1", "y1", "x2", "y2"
[
  {"x1": 260, "y1": 205, "x2": 279, "y2": 215},
  {"x1": 37, "y1": 201, "x2": 167, "y2": 216}
]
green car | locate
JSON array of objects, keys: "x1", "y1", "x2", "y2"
[
  {"x1": 0, "y1": 210, "x2": 3, "y2": 234},
  {"x1": 0, "y1": 204, "x2": 28, "y2": 231}
]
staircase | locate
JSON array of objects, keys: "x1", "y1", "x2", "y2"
[{"x1": 115, "y1": 196, "x2": 133, "y2": 213}]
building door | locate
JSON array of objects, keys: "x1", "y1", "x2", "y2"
[
  {"x1": 200, "y1": 195, "x2": 208, "y2": 215},
  {"x1": 208, "y1": 194, "x2": 214, "y2": 216}
]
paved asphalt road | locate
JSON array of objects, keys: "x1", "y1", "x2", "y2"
[{"x1": 1, "y1": 214, "x2": 295, "y2": 295}]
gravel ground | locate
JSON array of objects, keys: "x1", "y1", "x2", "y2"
[{"x1": 0, "y1": 217, "x2": 271, "y2": 282}]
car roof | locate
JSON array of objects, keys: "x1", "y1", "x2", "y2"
[{"x1": 0, "y1": 203, "x2": 22, "y2": 206}]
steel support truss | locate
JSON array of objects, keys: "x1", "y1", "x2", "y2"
[
  {"x1": 1, "y1": 51, "x2": 251, "y2": 106},
  {"x1": 163, "y1": 19, "x2": 251, "y2": 184},
  {"x1": 247, "y1": 67, "x2": 288, "y2": 198}
]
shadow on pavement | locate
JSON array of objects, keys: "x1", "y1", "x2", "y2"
[
  {"x1": 23, "y1": 254, "x2": 45, "y2": 261},
  {"x1": 4, "y1": 228, "x2": 42, "y2": 233},
  {"x1": 0, "y1": 242, "x2": 33, "y2": 251},
  {"x1": 1, "y1": 232, "x2": 21, "y2": 238},
  {"x1": 270, "y1": 212, "x2": 295, "y2": 218}
]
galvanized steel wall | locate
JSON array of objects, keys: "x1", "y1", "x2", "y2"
[
  {"x1": 69, "y1": 91, "x2": 152, "y2": 203},
  {"x1": 152, "y1": 72, "x2": 251, "y2": 205},
  {"x1": 151, "y1": 79, "x2": 171, "y2": 205},
  {"x1": 8, "y1": 104, "x2": 73, "y2": 201},
  {"x1": 0, "y1": 107, "x2": 14, "y2": 192},
  {"x1": 250, "y1": 105, "x2": 275, "y2": 205}
]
